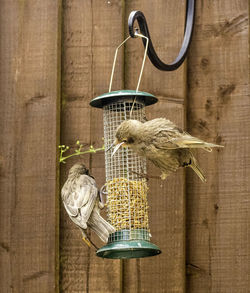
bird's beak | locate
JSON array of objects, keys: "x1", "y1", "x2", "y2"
[
  {"x1": 106, "y1": 142, "x2": 114, "y2": 152},
  {"x1": 111, "y1": 141, "x2": 124, "y2": 157}
]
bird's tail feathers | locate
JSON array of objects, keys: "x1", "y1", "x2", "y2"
[
  {"x1": 189, "y1": 156, "x2": 206, "y2": 183},
  {"x1": 173, "y1": 137, "x2": 224, "y2": 151},
  {"x1": 88, "y1": 208, "x2": 116, "y2": 243},
  {"x1": 202, "y1": 142, "x2": 224, "y2": 152}
]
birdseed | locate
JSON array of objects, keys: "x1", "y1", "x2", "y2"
[{"x1": 106, "y1": 178, "x2": 149, "y2": 231}]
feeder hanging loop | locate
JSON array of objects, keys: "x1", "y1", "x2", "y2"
[
  {"x1": 109, "y1": 32, "x2": 149, "y2": 93},
  {"x1": 128, "y1": 0, "x2": 195, "y2": 71}
]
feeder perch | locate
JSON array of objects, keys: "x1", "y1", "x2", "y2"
[{"x1": 90, "y1": 90, "x2": 161, "y2": 259}]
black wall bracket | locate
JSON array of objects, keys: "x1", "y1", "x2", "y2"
[{"x1": 128, "y1": 0, "x2": 195, "y2": 71}]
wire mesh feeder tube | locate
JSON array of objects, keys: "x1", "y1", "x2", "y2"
[{"x1": 90, "y1": 90, "x2": 161, "y2": 259}]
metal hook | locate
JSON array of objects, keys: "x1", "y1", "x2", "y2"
[{"x1": 128, "y1": 0, "x2": 195, "y2": 71}]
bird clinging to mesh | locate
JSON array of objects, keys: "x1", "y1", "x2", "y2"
[
  {"x1": 61, "y1": 163, "x2": 115, "y2": 249},
  {"x1": 112, "y1": 118, "x2": 223, "y2": 182}
]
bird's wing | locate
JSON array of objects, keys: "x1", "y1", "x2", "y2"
[
  {"x1": 167, "y1": 133, "x2": 222, "y2": 151},
  {"x1": 62, "y1": 175, "x2": 98, "y2": 226},
  {"x1": 151, "y1": 128, "x2": 186, "y2": 150},
  {"x1": 63, "y1": 201, "x2": 78, "y2": 217},
  {"x1": 153, "y1": 127, "x2": 220, "y2": 151}
]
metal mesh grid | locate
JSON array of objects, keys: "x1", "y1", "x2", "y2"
[{"x1": 103, "y1": 98, "x2": 150, "y2": 242}]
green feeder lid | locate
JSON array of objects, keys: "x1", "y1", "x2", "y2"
[
  {"x1": 96, "y1": 240, "x2": 161, "y2": 259},
  {"x1": 90, "y1": 90, "x2": 158, "y2": 108}
]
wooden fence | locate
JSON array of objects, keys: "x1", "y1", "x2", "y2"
[{"x1": 0, "y1": 0, "x2": 249, "y2": 292}]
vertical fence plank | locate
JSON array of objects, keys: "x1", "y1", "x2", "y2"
[
  {"x1": 60, "y1": 0, "x2": 123, "y2": 292},
  {"x1": 186, "y1": 1, "x2": 250, "y2": 292},
  {"x1": 124, "y1": 1, "x2": 186, "y2": 292},
  {"x1": 89, "y1": 0, "x2": 124, "y2": 292},
  {"x1": 0, "y1": 1, "x2": 61, "y2": 292},
  {"x1": 60, "y1": 1, "x2": 92, "y2": 291}
]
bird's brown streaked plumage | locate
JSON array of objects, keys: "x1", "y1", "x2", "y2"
[
  {"x1": 61, "y1": 163, "x2": 115, "y2": 248},
  {"x1": 113, "y1": 118, "x2": 223, "y2": 182}
]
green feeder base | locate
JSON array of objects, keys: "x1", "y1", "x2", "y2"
[
  {"x1": 96, "y1": 240, "x2": 161, "y2": 259},
  {"x1": 97, "y1": 229, "x2": 161, "y2": 259}
]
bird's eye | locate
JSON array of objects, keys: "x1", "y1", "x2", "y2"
[{"x1": 127, "y1": 137, "x2": 134, "y2": 144}]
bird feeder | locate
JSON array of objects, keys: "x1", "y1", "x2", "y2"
[
  {"x1": 90, "y1": 90, "x2": 161, "y2": 259},
  {"x1": 90, "y1": 32, "x2": 161, "y2": 259}
]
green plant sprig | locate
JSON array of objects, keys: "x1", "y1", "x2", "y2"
[{"x1": 59, "y1": 140, "x2": 105, "y2": 163}]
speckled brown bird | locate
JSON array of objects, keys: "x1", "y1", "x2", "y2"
[
  {"x1": 61, "y1": 163, "x2": 115, "y2": 248},
  {"x1": 112, "y1": 118, "x2": 223, "y2": 182}
]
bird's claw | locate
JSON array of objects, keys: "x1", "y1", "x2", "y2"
[
  {"x1": 99, "y1": 184, "x2": 108, "y2": 207},
  {"x1": 82, "y1": 237, "x2": 92, "y2": 248}
]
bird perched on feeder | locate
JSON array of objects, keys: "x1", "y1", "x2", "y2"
[
  {"x1": 112, "y1": 118, "x2": 223, "y2": 182},
  {"x1": 61, "y1": 163, "x2": 115, "y2": 249}
]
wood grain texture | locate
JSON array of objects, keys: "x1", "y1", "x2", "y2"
[
  {"x1": 1, "y1": 0, "x2": 248, "y2": 292},
  {"x1": 89, "y1": 1, "x2": 124, "y2": 292},
  {"x1": 124, "y1": 1, "x2": 186, "y2": 292},
  {"x1": 0, "y1": 1, "x2": 61, "y2": 292},
  {"x1": 186, "y1": 1, "x2": 250, "y2": 292},
  {"x1": 60, "y1": 0, "x2": 123, "y2": 292}
]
